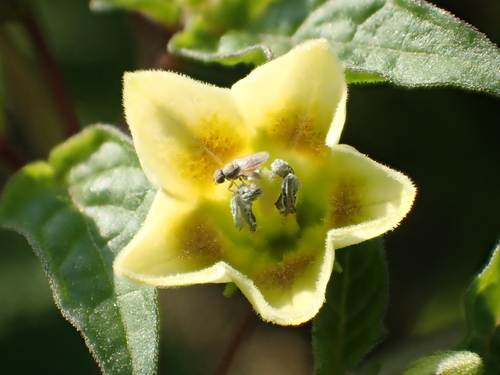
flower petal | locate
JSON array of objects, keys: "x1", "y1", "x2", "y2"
[
  {"x1": 231, "y1": 39, "x2": 347, "y2": 159},
  {"x1": 244, "y1": 227, "x2": 335, "y2": 325},
  {"x1": 117, "y1": 40, "x2": 416, "y2": 327},
  {"x1": 114, "y1": 190, "x2": 234, "y2": 284},
  {"x1": 114, "y1": 189, "x2": 335, "y2": 325},
  {"x1": 123, "y1": 71, "x2": 253, "y2": 201},
  {"x1": 303, "y1": 145, "x2": 417, "y2": 249}
]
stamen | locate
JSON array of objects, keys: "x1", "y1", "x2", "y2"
[
  {"x1": 230, "y1": 183, "x2": 263, "y2": 232},
  {"x1": 271, "y1": 159, "x2": 301, "y2": 216}
]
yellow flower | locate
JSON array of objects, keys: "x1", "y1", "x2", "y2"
[{"x1": 114, "y1": 39, "x2": 416, "y2": 325}]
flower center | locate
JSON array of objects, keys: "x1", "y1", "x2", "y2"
[{"x1": 217, "y1": 156, "x2": 302, "y2": 233}]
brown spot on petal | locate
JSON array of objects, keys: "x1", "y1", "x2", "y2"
[
  {"x1": 255, "y1": 255, "x2": 315, "y2": 292},
  {"x1": 176, "y1": 216, "x2": 226, "y2": 266},
  {"x1": 327, "y1": 179, "x2": 363, "y2": 228},
  {"x1": 267, "y1": 111, "x2": 327, "y2": 157}
]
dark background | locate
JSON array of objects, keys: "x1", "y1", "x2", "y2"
[{"x1": 0, "y1": 0, "x2": 499, "y2": 373}]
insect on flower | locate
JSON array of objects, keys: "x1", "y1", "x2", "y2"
[{"x1": 213, "y1": 151, "x2": 270, "y2": 191}]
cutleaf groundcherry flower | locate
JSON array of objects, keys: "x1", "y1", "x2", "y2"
[{"x1": 114, "y1": 39, "x2": 416, "y2": 325}]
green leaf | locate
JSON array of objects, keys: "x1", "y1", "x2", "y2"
[
  {"x1": 90, "y1": 0, "x2": 180, "y2": 25},
  {"x1": 169, "y1": 0, "x2": 500, "y2": 95},
  {"x1": 296, "y1": 0, "x2": 500, "y2": 94},
  {"x1": 461, "y1": 242, "x2": 500, "y2": 374},
  {"x1": 312, "y1": 237, "x2": 388, "y2": 374},
  {"x1": 402, "y1": 351, "x2": 483, "y2": 375},
  {"x1": 168, "y1": 0, "x2": 307, "y2": 66},
  {"x1": 0, "y1": 125, "x2": 158, "y2": 375}
]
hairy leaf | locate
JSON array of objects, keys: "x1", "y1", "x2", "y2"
[
  {"x1": 169, "y1": 0, "x2": 500, "y2": 95},
  {"x1": 0, "y1": 125, "x2": 158, "y2": 375}
]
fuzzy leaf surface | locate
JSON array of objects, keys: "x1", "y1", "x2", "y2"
[
  {"x1": 169, "y1": 0, "x2": 500, "y2": 94},
  {"x1": 0, "y1": 125, "x2": 158, "y2": 375}
]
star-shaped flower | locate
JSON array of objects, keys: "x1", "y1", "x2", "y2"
[{"x1": 114, "y1": 39, "x2": 416, "y2": 325}]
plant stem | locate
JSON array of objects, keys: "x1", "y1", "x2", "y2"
[
  {"x1": 213, "y1": 303, "x2": 257, "y2": 375},
  {"x1": 22, "y1": 11, "x2": 80, "y2": 137}
]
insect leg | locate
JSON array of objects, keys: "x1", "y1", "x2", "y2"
[{"x1": 227, "y1": 179, "x2": 240, "y2": 192}]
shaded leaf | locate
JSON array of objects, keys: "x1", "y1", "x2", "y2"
[
  {"x1": 461, "y1": 242, "x2": 500, "y2": 375},
  {"x1": 0, "y1": 125, "x2": 158, "y2": 375},
  {"x1": 312, "y1": 237, "x2": 387, "y2": 374}
]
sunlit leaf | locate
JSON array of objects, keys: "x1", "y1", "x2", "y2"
[{"x1": 169, "y1": 0, "x2": 500, "y2": 94}]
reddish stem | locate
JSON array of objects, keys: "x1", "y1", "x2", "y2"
[
  {"x1": 213, "y1": 303, "x2": 257, "y2": 375},
  {"x1": 22, "y1": 12, "x2": 80, "y2": 138}
]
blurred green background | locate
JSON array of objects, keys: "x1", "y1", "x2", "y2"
[{"x1": 0, "y1": 0, "x2": 499, "y2": 373}]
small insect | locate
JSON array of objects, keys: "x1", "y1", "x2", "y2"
[
  {"x1": 230, "y1": 183, "x2": 263, "y2": 232},
  {"x1": 241, "y1": 169, "x2": 263, "y2": 181},
  {"x1": 213, "y1": 151, "x2": 270, "y2": 191}
]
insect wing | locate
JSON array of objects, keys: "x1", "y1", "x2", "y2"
[
  {"x1": 241, "y1": 169, "x2": 262, "y2": 181},
  {"x1": 233, "y1": 151, "x2": 270, "y2": 176}
]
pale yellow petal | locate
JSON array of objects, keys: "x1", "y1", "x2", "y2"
[
  {"x1": 231, "y1": 39, "x2": 347, "y2": 160},
  {"x1": 117, "y1": 40, "x2": 417, "y2": 327},
  {"x1": 123, "y1": 71, "x2": 253, "y2": 202},
  {"x1": 321, "y1": 145, "x2": 417, "y2": 249},
  {"x1": 243, "y1": 227, "x2": 335, "y2": 325},
  {"x1": 115, "y1": 189, "x2": 335, "y2": 325},
  {"x1": 114, "y1": 190, "x2": 233, "y2": 284}
]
